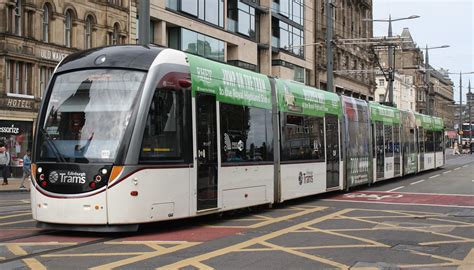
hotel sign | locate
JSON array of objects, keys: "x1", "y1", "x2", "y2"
[
  {"x1": 0, "y1": 97, "x2": 38, "y2": 111},
  {"x1": 40, "y1": 49, "x2": 68, "y2": 62}
]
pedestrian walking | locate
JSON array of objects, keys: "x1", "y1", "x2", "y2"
[
  {"x1": 0, "y1": 144, "x2": 11, "y2": 185},
  {"x1": 20, "y1": 149, "x2": 31, "y2": 190},
  {"x1": 454, "y1": 141, "x2": 460, "y2": 155}
]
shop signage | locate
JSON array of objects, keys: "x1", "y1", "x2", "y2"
[
  {"x1": 0, "y1": 98, "x2": 37, "y2": 111},
  {"x1": 0, "y1": 124, "x2": 20, "y2": 134},
  {"x1": 7, "y1": 98, "x2": 33, "y2": 109},
  {"x1": 40, "y1": 49, "x2": 68, "y2": 62}
]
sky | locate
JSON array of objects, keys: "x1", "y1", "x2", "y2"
[{"x1": 372, "y1": 0, "x2": 474, "y2": 104}]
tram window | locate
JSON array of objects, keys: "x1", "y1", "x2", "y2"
[
  {"x1": 419, "y1": 128, "x2": 425, "y2": 153},
  {"x1": 434, "y1": 131, "x2": 443, "y2": 152},
  {"x1": 384, "y1": 125, "x2": 393, "y2": 157},
  {"x1": 281, "y1": 114, "x2": 325, "y2": 162},
  {"x1": 139, "y1": 88, "x2": 192, "y2": 163},
  {"x1": 393, "y1": 125, "x2": 400, "y2": 154},
  {"x1": 425, "y1": 131, "x2": 435, "y2": 153},
  {"x1": 375, "y1": 122, "x2": 384, "y2": 157},
  {"x1": 220, "y1": 103, "x2": 273, "y2": 163}
]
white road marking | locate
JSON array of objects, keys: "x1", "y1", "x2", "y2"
[
  {"x1": 463, "y1": 165, "x2": 469, "y2": 168},
  {"x1": 410, "y1": 180, "x2": 425, "y2": 185},
  {"x1": 429, "y1": 174, "x2": 440, "y2": 179},
  {"x1": 454, "y1": 167, "x2": 461, "y2": 171},
  {"x1": 387, "y1": 186, "x2": 405, "y2": 192},
  {"x1": 443, "y1": 170, "x2": 452, "y2": 174}
]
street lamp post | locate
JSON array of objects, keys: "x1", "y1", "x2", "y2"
[
  {"x1": 326, "y1": 0, "x2": 335, "y2": 92},
  {"x1": 469, "y1": 80, "x2": 472, "y2": 143},
  {"x1": 138, "y1": 0, "x2": 150, "y2": 45},
  {"x1": 421, "y1": 44, "x2": 450, "y2": 115},
  {"x1": 365, "y1": 15, "x2": 419, "y2": 107},
  {"x1": 450, "y1": 71, "x2": 474, "y2": 143}
]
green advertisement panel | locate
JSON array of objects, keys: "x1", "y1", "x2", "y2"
[
  {"x1": 415, "y1": 113, "x2": 433, "y2": 130},
  {"x1": 275, "y1": 79, "x2": 342, "y2": 117},
  {"x1": 186, "y1": 53, "x2": 272, "y2": 109},
  {"x1": 432, "y1": 117, "x2": 444, "y2": 131},
  {"x1": 369, "y1": 102, "x2": 401, "y2": 124}
]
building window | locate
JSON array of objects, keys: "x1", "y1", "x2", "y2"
[
  {"x1": 5, "y1": 60, "x2": 32, "y2": 97},
  {"x1": 108, "y1": 0, "x2": 122, "y2": 6},
  {"x1": 85, "y1": 16, "x2": 93, "y2": 49},
  {"x1": 110, "y1": 23, "x2": 120, "y2": 45},
  {"x1": 228, "y1": 0, "x2": 256, "y2": 39},
  {"x1": 379, "y1": 94, "x2": 385, "y2": 102},
  {"x1": 294, "y1": 66, "x2": 305, "y2": 83},
  {"x1": 42, "y1": 4, "x2": 50, "y2": 42},
  {"x1": 220, "y1": 103, "x2": 273, "y2": 163},
  {"x1": 168, "y1": 28, "x2": 225, "y2": 62},
  {"x1": 272, "y1": 18, "x2": 304, "y2": 57},
  {"x1": 7, "y1": 1, "x2": 22, "y2": 35},
  {"x1": 273, "y1": 0, "x2": 304, "y2": 26},
  {"x1": 39, "y1": 66, "x2": 54, "y2": 98},
  {"x1": 174, "y1": 0, "x2": 224, "y2": 28},
  {"x1": 64, "y1": 10, "x2": 72, "y2": 47},
  {"x1": 379, "y1": 79, "x2": 385, "y2": 86}
]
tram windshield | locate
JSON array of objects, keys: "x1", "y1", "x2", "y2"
[{"x1": 38, "y1": 69, "x2": 145, "y2": 163}]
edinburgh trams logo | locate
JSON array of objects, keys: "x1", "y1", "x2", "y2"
[
  {"x1": 298, "y1": 171, "x2": 314, "y2": 185},
  {"x1": 49, "y1": 171, "x2": 59, "y2": 183},
  {"x1": 49, "y1": 171, "x2": 86, "y2": 184}
]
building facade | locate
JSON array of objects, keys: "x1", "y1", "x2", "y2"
[
  {"x1": 0, "y1": 0, "x2": 131, "y2": 176},
  {"x1": 375, "y1": 72, "x2": 415, "y2": 111},
  {"x1": 314, "y1": 0, "x2": 376, "y2": 99},
  {"x1": 0, "y1": 0, "x2": 376, "y2": 175},
  {"x1": 376, "y1": 27, "x2": 454, "y2": 128}
]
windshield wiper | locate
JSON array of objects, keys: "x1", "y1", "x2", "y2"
[{"x1": 39, "y1": 128, "x2": 67, "y2": 163}]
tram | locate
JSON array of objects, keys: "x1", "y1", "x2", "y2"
[{"x1": 31, "y1": 45, "x2": 445, "y2": 231}]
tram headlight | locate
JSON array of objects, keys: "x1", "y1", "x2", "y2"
[
  {"x1": 39, "y1": 174, "x2": 45, "y2": 181},
  {"x1": 37, "y1": 167, "x2": 43, "y2": 173},
  {"x1": 100, "y1": 168, "x2": 108, "y2": 175}
]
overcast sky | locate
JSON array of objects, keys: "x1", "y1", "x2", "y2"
[{"x1": 372, "y1": 0, "x2": 474, "y2": 103}]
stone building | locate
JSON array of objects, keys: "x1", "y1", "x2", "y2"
[
  {"x1": 376, "y1": 27, "x2": 454, "y2": 128},
  {"x1": 0, "y1": 0, "x2": 131, "y2": 176},
  {"x1": 314, "y1": 0, "x2": 376, "y2": 99},
  {"x1": 375, "y1": 72, "x2": 415, "y2": 111},
  {"x1": 0, "y1": 0, "x2": 377, "y2": 175}
]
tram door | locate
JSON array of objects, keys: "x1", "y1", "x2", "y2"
[
  {"x1": 196, "y1": 93, "x2": 218, "y2": 211},
  {"x1": 325, "y1": 115, "x2": 340, "y2": 189},
  {"x1": 418, "y1": 127, "x2": 424, "y2": 171},
  {"x1": 375, "y1": 122, "x2": 384, "y2": 179}
]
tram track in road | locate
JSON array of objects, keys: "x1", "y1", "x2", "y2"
[
  {"x1": 0, "y1": 230, "x2": 58, "y2": 243},
  {"x1": 0, "y1": 236, "x2": 116, "y2": 266}
]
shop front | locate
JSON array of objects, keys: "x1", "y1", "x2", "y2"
[
  {"x1": 0, "y1": 120, "x2": 34, "y2": 178},
  {"x1": 0, "y1": 96, "x2": 39, "y2": 179}
]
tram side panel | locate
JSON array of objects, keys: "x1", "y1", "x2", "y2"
[
  {"x1": 433, "y1": 117, "x2": 445, "y2": 168},
  {"x1": 400, "y1": 110, "x2": 418, "y2": 176},
  {"x1": 187, "y1": 54, "x2": 275, "y2": 212},
  {"x1": 274, "y1": 80, "x2": 343, "y2": 202},
  {"x1": 107, "y1": 169, "x2": 191, "y2": 224},
  {"x1": 342, "y1": 96, "x2": 372, "y2": 189}
]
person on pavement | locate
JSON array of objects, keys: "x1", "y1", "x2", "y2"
[{"x1": 20, "y1": 149, "x2": 31, "y2": 190}]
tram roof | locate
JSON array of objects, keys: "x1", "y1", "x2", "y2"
[{"x1": 55, "y1": 45, "x2": 164, "y2": 74}]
